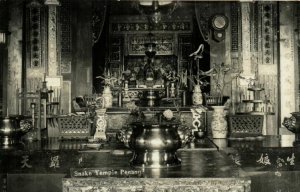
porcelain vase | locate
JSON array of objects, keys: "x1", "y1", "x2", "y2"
[
  {"x1": 211, "y1": 106, "x2": 228, "y2": 138},
  {"x1": 102, "y1": 86, "x2": 113, "y2": 108},
  {"x1": 192, "y1": 84, "x2": 203, "y2": 105}
]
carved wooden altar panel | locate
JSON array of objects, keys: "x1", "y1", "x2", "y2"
[
  {"x1": 108, "y1": 15, "x2": 193, "y2": 83},
  {"x1": 110, "y1": 21, "x2": 192, "y2": 34},
  {"x1": 127, "y1": 33, "x2": 174, "y2": 56}
]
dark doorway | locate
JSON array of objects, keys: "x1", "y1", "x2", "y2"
[{"x1": 92, "y1": 14, "x2": 109, "y2": 93}]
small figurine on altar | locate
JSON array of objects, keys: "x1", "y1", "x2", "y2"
[
  {"x1": 96, "y1": 69, "x2": 118, "y2": 88},
  {"x1": 164, "y1": 70, "x2": 179, "y2": 82},
  {"x1": 163, "y1": 69, "x2": 180, "y2": 98}
]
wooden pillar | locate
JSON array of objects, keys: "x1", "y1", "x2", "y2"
[
  {"x1": 7, "y1": 1, "x2": 23, "y2": 115},
  {"x1": 279, "y1": 2, "x2": 298, "y2": 126},
  {"x1": 44, "y1": 0, "x2": 61, "y2": 138},
  {"x1": 240, "y1": 2, "x2": 253, "y2": 77}
]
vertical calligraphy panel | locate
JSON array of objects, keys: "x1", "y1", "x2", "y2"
[
  {"x1": 47, "y1": 4, "x2": 59, "y2": 76},
  {"x1": 28, "y1": 3, "x2": 42, "y2": 68}
]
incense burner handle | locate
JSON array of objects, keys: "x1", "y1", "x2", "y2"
[{"x1": 282, "y1": 112, "x2": 300, "y2": 133}]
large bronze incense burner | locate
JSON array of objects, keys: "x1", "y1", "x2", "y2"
[
  {"x1": 0, "y1": 115, "x2": 32, "y2": 148},
  {"x1": 283, "y1": 112, "x2": 300, "y2": 146},
  {"x1": 118, "y1": 110, "x2": 193, "y2": 168}
]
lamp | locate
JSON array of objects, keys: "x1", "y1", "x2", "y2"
[{"x1": 139, "y1": 0, "x2": 173, "y2": 6}]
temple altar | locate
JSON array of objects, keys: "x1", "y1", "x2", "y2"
[
  {"x1": 0, "y1": 135, "x2": 300, "y2": 192},
  {"x1": 1, "y1": 0, "x2": 300, "y2": 191}
]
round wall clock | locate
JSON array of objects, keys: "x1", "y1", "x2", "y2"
[{"x1": 211, "y1": 14, "x2": 228, "y2": 31}]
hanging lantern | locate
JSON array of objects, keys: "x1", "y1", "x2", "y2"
[{"x1": 134, "y1": 0, "x2": 179, "y2": 24}]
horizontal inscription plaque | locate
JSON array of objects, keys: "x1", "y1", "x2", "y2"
[{"x1": 70, "y1": 168, "x2": 144, "y2": 178}]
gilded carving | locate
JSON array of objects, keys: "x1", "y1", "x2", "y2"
[{"x1": 48, "y1": 6, "x2": 58, "y2": 76}]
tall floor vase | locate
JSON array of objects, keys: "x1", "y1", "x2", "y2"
[
  {"x1": 211, "y1": 106, "x2": 228, "y2": 138},
  {"x1": 192, "y1": 84, "x2": 203, "y2": 105}
]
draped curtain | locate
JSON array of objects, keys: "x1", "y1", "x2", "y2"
[
  {"x1": 194, "y1": 2, "x2": 211, "y2": 43},
  {"x1": 92, "y1": 0, "x2": 108, "y2": 44}
]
